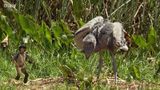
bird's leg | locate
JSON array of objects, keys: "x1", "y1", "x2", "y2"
[
  {"x1": 15, "y1": 66, "x2": 21, "y2": 80},
  {"x1": 21, "y1": 68, "x2": 29, "y2": 83},
  {"x1": 110, "y1": 51, "x2": 117, "y2": 83},
  {"x1": 96, "y1": 52, "x2": 103, "y2": 79}
]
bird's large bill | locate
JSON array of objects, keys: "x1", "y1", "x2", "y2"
[{"x1": 118, "y1": 45, "x2": 128, "y2": 51}]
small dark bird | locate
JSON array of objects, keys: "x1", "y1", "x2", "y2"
[
  {"x1": 74, "y1": 16, "x2": 130, "y2": 83},
  {"x1": 12, "y1": 44, "x2": 33, "y2": 83}
]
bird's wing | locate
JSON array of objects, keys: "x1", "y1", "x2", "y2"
[
  {"x1": 12, "y1": 53, "x2": 19, "y2": 61},
  {"x1": 74, "y1": 27, "x2": 91, "y2": 50},
  {"x1": 74, "y1": 16, "x2": 104, "y2": 50},
  {"x1": 93, "y1": 21, "x2": 113, "y2": 50}
]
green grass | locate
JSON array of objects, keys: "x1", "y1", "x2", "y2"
[
  {"x1": 0, "y1": 0, "x2": 160, "y2": 89},
  {"x1": 0, "y1": 45, "x2": 160, "y2": 89}
]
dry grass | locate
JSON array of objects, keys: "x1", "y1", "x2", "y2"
[{"x1": 1, "y1": 76, "x2": 159, "y2": 90}]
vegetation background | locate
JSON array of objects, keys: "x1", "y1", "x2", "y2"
[{"x1": 0, "y1": 0, "x2": 160, "y2": 89}]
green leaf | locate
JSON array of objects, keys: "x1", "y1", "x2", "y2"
[
  {"x1": 42, "y1": 22, "x2": 52, "y2": 44},
  {"x1": 0, "y1": 15, "x2": 12, "y2": 36},
  {"x1": 147, "y1": 25, "x2": 157, "y2": 46},
  {"x1": 133, "y1": 66, "x2": 140, "y2": 79},
  {"x1": 15, "y1": 14, "x2": 36, "y2": 36},
  {"x1": 78, "y1": 18, "x2": 85, "y2": 27},
  {"x1": 51, "y1": 22, "x2": 62, "y2": 40},
  {"x1": 132, "y1": 35, "x2": 147, "y2": 48},
  {"x1": 59, "y1": 65, "x2": 74, "y2": 77},
  {"x1": 60, "y1": 20, "x2": 71, "y2": 34}
]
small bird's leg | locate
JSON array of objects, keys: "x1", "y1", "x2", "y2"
[
  {"x1": 96, "y1": 52, "x2": 103, "y2": 79},
  {"x1": 21, "y1": 68, "x2": 29, "y2": 83},
  {"x1": 110, "y1": 51, "x2": 117, "y2": 83},
  {"x1": 15, "y1": 66, "x2": 21, "y2": 80}
]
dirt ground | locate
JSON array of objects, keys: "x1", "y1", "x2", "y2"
[{"x1": 2, "y1": 77, "x2": 160, "y2": 90}]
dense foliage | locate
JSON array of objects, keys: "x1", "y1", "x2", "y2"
[{"x1": 0, "y1": 0, "x2": 160, "y2": 89}]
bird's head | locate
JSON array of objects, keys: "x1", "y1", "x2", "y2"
[{"x1": 112, "y1": 22, "x2": 130, "y2": 52}]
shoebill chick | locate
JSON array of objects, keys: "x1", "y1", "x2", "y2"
[{"x1": 12, "y1": 44, "x2": 33, "y2": 83}]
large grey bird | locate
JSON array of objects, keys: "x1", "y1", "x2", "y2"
[{"x1": 74, "y1": 16, "x2": 129, "y2": 83}]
